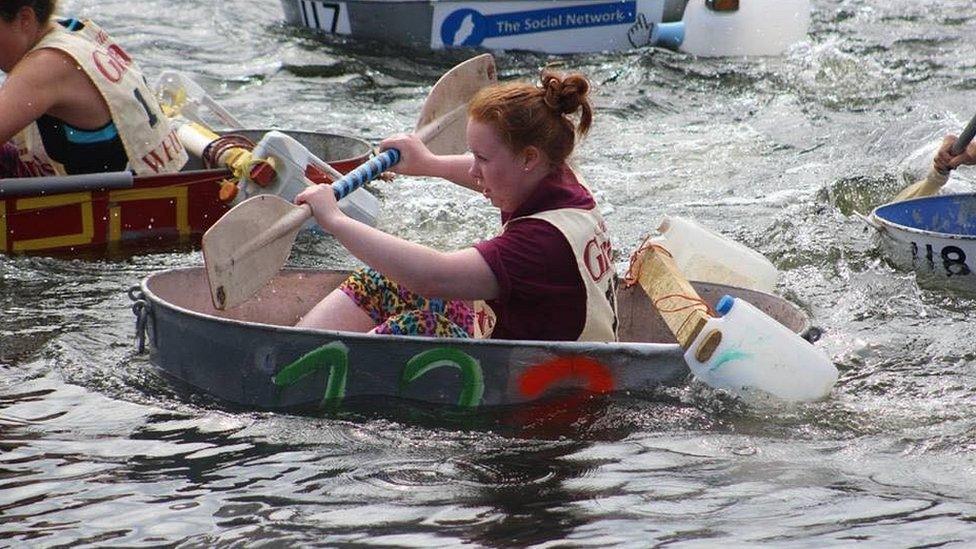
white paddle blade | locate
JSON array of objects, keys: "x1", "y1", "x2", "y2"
[
  {"x1": 416, "y1": 54, "x2": 497, "y2": 156},
  {"x1": 684, "y1": 297, "x2": 838, "y2": 402},
  {"x1": 202, "y1": 195, "x2": 309, "y2": 310}
]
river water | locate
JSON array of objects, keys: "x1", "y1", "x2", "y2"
[{"x1": 3, "y1": 0, "x2": 976, "y2": 546}]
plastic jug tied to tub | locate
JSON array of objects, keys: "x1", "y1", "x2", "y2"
[
  {"x1": 651, "y1": 216, "x2": 779, "y2": 293},
  {"x1": 243, "y1": 131, "x2": 380, "y2": 229},
  {"x1": 685, "y1": 295, "x2": 838, "y2": 401}
]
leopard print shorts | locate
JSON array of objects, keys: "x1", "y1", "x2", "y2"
[{"x1": 339, "y1": 267, "x2": 474, "y2": 338}]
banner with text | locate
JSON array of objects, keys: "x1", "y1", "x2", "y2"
[{"x1": 432, "y1": 0, "x2": 667, "y2": 53}]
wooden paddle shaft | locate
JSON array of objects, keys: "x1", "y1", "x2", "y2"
[
  {"x1": 232, "y1": 202, "x2": 313, "y2": 262},
  {"x1": 230, "y1": 150, "x2": 405, "y2": 265},
  {"x1": 951, "y1": 111, "x2": 976, "y2": 156},
  {"x1": 209, "y1": 100, "x2": 466, "y2": 306},
  {"x1": 635, "y1": 247, "x2": 712, "y2": 350}
]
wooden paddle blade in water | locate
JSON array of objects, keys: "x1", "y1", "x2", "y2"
[
  {"x1": 202, "y1": 195, "x2": 310, "y2": 309},
  {"x1": 416, "y1": 53, "x2": 497, "y2": 156},
  {"x1": 893, "y1": 168, "x2": 949, "y2": 202}
]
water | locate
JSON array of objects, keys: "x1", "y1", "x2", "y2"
[{"x1": 3, "y1": 0, "x2": 976, "y2": 545}]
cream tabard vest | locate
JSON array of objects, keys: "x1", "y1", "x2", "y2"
[
  {"x1": 11, "y1": 20, "x2": 187, "y2": 176},
  {"x1": 474, "y1": 205, "x2": 618, "y2": 342}
]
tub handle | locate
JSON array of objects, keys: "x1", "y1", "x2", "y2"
[
  {"x1": 128, "y1": 286, "x2": 151, "y2": 354},
  {"x1": 853, "y1": 210, "x2": 884, "y2": 232},
  {"x1": 800, "y1": 325, "x2": 823, "y2": 344}
]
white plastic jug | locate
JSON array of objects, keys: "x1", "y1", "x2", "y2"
[
  {"x1": 242, "y1": 131, "x2": 380, "y2": 228},
  {"x1": 652, "y1": 216, "x2": 778, "y2": 293},
  {"x1": 684, "y1": 295, "x2": 838, "y2": 402},
  {"x1": 680, "y1": 0, "x2": 810, "y2": 57}
]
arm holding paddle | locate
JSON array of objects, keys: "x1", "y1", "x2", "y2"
[
  {"x1": 379, "y1": 133, "x2": 481, "y2": 192},
  {"x1": 202, "y1": 54, "x2": 498, "y2": 311},
  {"x1": 294, "y1": 181, "x2": 498, "y2": 300}
]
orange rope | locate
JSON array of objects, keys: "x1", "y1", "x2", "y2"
[
  {"x1": 624, "y1": 234, "x2": 717, "y2": 339},
  {"x1": 623, "y1": 235, "x2": 671, "y2": 288},
  {"x1": 654, "y1": 293, "x2": 715, "y2": 339},
  {"x1": 653, "y1": 293, "x2": 712, "y2": 314},
  {"x1": 202, "y1": 134, "x2": 256, "y2": 169}
]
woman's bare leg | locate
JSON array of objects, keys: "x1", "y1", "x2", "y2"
[{"x1": 296, "y1": 288, "x2": 374, "y2": 332}]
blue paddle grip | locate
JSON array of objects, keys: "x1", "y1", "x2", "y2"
[{"x1": 331, "y1": 148, "x2": 401, "y2": 200}]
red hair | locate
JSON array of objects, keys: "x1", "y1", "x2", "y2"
[{"x1": 468, "y1": 69, "x2": 593, "y2": 166}]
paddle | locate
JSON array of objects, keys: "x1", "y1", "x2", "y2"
[
  {"x1": 632, "y1": 245, "x2": 838, "y2": 402},
  {"x1": 893, "y1": 110, "x2": 976, "y2": 202},
  {"x1": 202, "y1": 54, "x2": 497, "y2": 310}
]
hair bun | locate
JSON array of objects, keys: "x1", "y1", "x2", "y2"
[{"x1": 541, "y1": 71, "x2": 589, "y2": 116}]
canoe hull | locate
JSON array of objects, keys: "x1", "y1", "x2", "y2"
[
  {"x1": 0, "y1": 130, "x2": 371, "y2": 255},
  {"x1": 133, "y1": 267, "x2": 812, "y2": 410},
  {"x1": 871, "y1": 193, "x2": 976, "y2": 292}
]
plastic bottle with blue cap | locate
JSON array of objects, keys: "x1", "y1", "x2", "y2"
[{"x1": 684, "y1": 294, "x2": 839, "y2": 401}]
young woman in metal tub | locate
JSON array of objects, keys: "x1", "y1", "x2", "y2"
[
  {"x1": 295, "y1": 70, "x2": 618, "y2": 342},
  {"x1": 0, "y1": 0, "x2": 186, "y2": 178}
]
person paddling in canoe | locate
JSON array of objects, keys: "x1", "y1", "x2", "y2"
[
  {"x1": 294, "y1": 69, "x2": 618, "y2": 341},
  {"x1": 0, "y1": 0, "x2": 186, "y2": 178}
]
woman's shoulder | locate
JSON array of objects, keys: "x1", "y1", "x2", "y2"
[{"x1": 19, "y1": 47, "x2": 79, "y2": 78}]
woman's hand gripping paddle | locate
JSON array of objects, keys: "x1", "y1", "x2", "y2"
[
  {"x1": 201, "y1": 54, "x2": 497, "y2": 310},
  {"x1": 632, "y1": 246, "x2": 838, "y2": 402},
  {"x1": 893, "y1": 110, "x2": 976, "y2": 202}
]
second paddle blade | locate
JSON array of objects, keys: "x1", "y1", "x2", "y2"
[
  {"x1": 202, "y1": 195, "x2": 308, "y2": 310},
  {"x1": 416, "y1": 53, "x2": 497, "y2": 156}
]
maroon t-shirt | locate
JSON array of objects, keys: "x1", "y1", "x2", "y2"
[{"x1": 473, "y1": 165, "x2": 597, "y2": 340}]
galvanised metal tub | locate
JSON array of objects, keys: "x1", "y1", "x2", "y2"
[
  {"x1": 0, "y1": 129, "x2": 371, "y2": 255},
  {"x1": 869, "y1": 193, "x2": 976, "y2": 292},
  {"x1": 130, "y1": 266, "x2": 813, "y2": 410}
]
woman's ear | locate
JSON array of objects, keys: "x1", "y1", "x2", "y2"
[
  {"x1": 521, "y1": 146, "x2": 545, "y2": 172},
  {"x1": 16, "y1": 5, "x2": 36, "y2": 30}
]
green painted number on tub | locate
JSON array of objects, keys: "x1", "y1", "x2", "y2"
[
  {"x1": 400, "y1": 348, "x2": 484, "y2": 408},
  {"x1": 273, "y1": 341, "x2": 349, "y2": 406}
]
